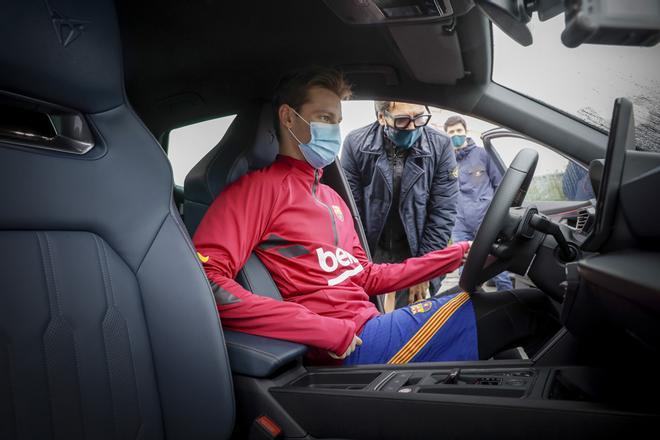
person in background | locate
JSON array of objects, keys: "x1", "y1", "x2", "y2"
[
  {"x1": 444, "y1": 115, "x2": 513, "y2": 291},
  {"x1": 562, "y1": 161, "x2": 595, "y2": 201},
  {"x1": 341, "y1": 101, "x2": 458, "y2": 310}
]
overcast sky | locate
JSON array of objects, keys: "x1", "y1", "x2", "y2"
[{"x1": 493, "y1": 14, "x2": 660, "y2": 145}]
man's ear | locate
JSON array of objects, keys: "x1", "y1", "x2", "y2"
[
  {"x1": 376, "y1": 112, "x2": 386, "y2": 126},
  {"x1": 278, "y1": 104, "x2": 293, "y2": 129}
]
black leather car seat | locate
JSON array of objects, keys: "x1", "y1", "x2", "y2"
[
  {"x1": 184, "y1": 103, "x2": 283, "y2": 299},
  {"x1": 0, "y1": 1, "x2": 234, "y2": 438}
]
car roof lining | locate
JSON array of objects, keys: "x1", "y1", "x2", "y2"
[
  {"x1": 118, "y1": 1, "x2": 490, "y2": 137},
  {"x1": 120, "y1": 1, "x2": 605, "y2": 163}
]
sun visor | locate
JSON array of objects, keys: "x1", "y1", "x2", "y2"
[
  {"x1": 323, "y1": 0, "x2": 474, "y2": 25},
  {"x1": 388, "y1": 23, "x2": 465, "y2": 84}
]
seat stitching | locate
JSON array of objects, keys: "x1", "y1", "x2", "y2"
[
  {"x1": 225, "y1": 341, "x2": 279, "y2": 363},
  {"x1": 93, "y1": 235, "x2": 119, "y2": 439},
  {"x1": 105, "y1": 238, "x2": 148, "y2": 439}
]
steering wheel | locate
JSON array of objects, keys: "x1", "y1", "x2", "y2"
[{"x1": 459, "y1": 148, "x2": 539, "y2": 293}]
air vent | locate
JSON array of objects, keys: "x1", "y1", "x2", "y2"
[{"x1": 575, "y1": 208, "x2": 590, "y2": 233}]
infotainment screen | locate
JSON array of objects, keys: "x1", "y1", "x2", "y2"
[{"x1": 585, "y1": 98, "x2": 636, "y2": 250}]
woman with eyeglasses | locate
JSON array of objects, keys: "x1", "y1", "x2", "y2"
[{"x1": 341, "y1": 101, "x2": 459, "y2": 311}]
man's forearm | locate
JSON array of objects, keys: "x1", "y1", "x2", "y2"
[
  {"x1": 212, "y1": 276, "x2": 357, "y2": 354},
  {"x1": 356, "y1": 242, "x2": 469, "y2": 296}
]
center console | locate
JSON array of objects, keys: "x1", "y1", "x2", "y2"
[
  {"x1": 289, "y1": 366, "x2": 536, "y2": 398},
  {"x1": 229, "y1": 332, "x2": 659, "y2": 439},
  {"x1": 248, "y1": 361, "x2": 660, "y2": 439}
]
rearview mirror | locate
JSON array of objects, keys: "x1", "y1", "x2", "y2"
[{"x1": 475, "y1": 0, "x2": 533, "y2": 46}]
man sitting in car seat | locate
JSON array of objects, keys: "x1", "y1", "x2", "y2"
[{"x1": 193, "y1": 66, "x2": 555, "y2": 365}]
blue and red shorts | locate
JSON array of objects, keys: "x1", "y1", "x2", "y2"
[{"x1": 344, "y1": 292, "x2": 478, "y2": 365}]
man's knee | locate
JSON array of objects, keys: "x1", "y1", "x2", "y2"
[
  {"x1": 471, "y1": 288, "x2": 553, "y2": 319},
  {"x1": 470, "y1": 288, "x2": 559, "y2": 358}
]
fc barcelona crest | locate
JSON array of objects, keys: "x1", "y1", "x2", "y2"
[
  {"x1": 332, "y1": 205, "x2": 344, "y2": 221},
  {"x1": 410, "y1": 301, "x2": 433, "y2": 314}
]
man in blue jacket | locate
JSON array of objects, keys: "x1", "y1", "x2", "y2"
[
  {"x1": 444, "y1": 115, "x2": 513, "y2": 291},
  {"x1": 341, "y1": 101, "x2": 458, "y2": 310},
  {"x1": 562, "y1": 161, "x2": 595, "y2": 201}
]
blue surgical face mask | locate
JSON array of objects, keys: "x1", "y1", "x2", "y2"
[
  {"x1": 288, "y1": 108, "x2": 341, "y2": 169},
  {"x1": 384, "y1": 126, "x2": 422, "y2": 150},
  {"x1": 451, "y1": 134, "x2": 466, "y2": 148}
]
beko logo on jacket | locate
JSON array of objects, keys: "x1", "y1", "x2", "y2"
[{"x1": 316, "y1": 247, "x2": 364, "y2": 286}]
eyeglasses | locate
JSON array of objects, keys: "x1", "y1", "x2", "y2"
[{"x1": 384, "y1": 111, "x2": 432, "y2": 129}]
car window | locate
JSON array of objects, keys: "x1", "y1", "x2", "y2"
[
  {"x1": 492, "y1": 15, "x2": 660, "y2": 152},
  {"x1": 489, "y1": 136, "x2": 595, "y2": 202},
  {"x1": 339, "y1": 101, "x2": 498, "y2": 153},
  {"x1": 428, "y1": 107, "x2": 498, "y2": 138},
  {"x1": 339, "y1": 100, "x2": 378, "y2": 151},
  {"x1": 168, "y1": 114, "x2": 236, "y2": 186},
  {"x1": 340, "y1": 100, "x2": 595, "y2": 204},
  {"x1": 339, "y1": 101, "x2": 499, "y2": 294}
]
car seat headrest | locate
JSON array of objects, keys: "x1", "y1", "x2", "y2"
[
  {"x1": 0, "y1": 1, "x2": 123, "y2": 113},
  {"x1": 185, "y1": 103, "x2": 279, "y2": 207}
]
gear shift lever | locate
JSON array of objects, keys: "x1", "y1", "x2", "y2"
[{"x1": 443, "y1": 368, "x2": 461, "y2": 384}]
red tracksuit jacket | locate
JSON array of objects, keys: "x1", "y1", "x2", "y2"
[{"x1": 193, "y1": 155, "x2": 469, "y2": 362}]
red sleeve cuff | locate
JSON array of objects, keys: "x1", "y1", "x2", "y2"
[
  {"x1": 456, "y1": 241, "x2": 470, "y2": 255},
  {"x1": 331, "y1": 319, "x2": 357, "y2": 355}
]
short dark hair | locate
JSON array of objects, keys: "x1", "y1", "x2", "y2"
[
  {"x1": 272, "y1": 66, "x2": 352, "y2": 141},
  {"x1": 444, "y1": 115, "x2": 467, "y2": 131}
]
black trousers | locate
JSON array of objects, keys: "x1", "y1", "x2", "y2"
[{"x1": 469, "y1": 288, "x2": 560, "y2": 359}]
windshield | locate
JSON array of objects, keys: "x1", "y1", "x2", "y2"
[{"x1": 492, "y1": 15, "x2": 660, "y2": 152}]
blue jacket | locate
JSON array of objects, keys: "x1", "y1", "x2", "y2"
[
  {"x1": 341, "y1": 122, "x2": 458, "y2": 257},
  {"x1": 454, "y1": 138, "x2": 502, "y2": 234},
  {"x1": 562, "y1": 161, "x2": 595, "y2": 201}
]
